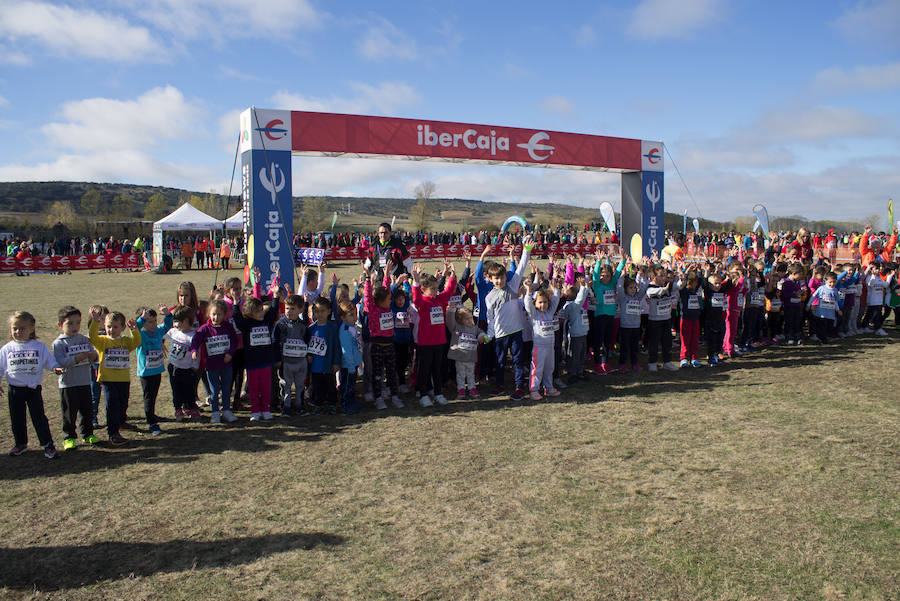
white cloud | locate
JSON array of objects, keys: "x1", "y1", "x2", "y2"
[
  {"x1": 357, "y1": 16, "x2": 418, "y2": 60},
  {"x1": 42, "y1": 86, "x2": 204, "y2": 151},
  {"x1": 574, "y1": 24, "x2": 596, "y2": 47},
  {"x1": 0, "y1": 95, "x2": 8, "y2": 107},
  {"x1": 539, "y1": 95, "x2": 575, "y2": 118},
  {"x1": 814, "y1": 63, "x2": 900, "y2": 94},
  {"x1": 0, "y1": 1, "x2": 162, "y2": 62},
  {"x1": 833, "y1": 0, "x2": 900, "y2": 50},
  {"x1": 0, "y1": 149, "x2": 207, "y2": 185},
  {"x1": 627, "y1": 0, "x2": 724, "y2": 40},
  {"x1": 271, "y1": 81, "x2": 420, "y2": 116},
  {"x1": 130, "y1": 0, "x2": 320, "y2": 41},
  {"x1": 756, "y1": 105, "x2": 885, "y2": 142}
]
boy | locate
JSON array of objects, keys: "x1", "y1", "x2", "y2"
[
  {"x1": 164, "y1": 305, "x2": 201, "y2": 421},
  {"x1": 89, "y1": 308, "x2": 142, "y2": 446},
  {"x1": 136, "y1": 305, "x2": 173, "y2": 434},
  {"x1": 52, "y1": 306, "x2": 100, "y2": 449},
  {"x1": 273, "y1": 294, "x2": 308, "y2": 416},
  {"x1": 307, "y1": 297, "x2": 341, "y2": 414}
]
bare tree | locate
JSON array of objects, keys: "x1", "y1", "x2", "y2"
[{"x1": 410, "y1": 181, "x2": 437, "y2": 231}]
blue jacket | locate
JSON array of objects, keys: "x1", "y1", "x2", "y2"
[
  {"x1": 135, "y1": 313, "x2": 173, "y2": 377},
  {"x1": 337, "y1": 322, "x2": 363, "y2": 370},
  {"x1": 307, "y1": 320, "x2": 341, "y2": 374}
]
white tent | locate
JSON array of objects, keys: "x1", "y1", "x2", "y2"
[
  {"x1": 153, "y1": 203, "x2": 223, "y2": 231},
  {"x1": 224, "y1": 209, "x2": 243, "y2": 231}
]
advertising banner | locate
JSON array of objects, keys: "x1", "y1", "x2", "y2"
[
  {"x1": 0, "y1": 253, "x2": 142, "y2": 272},
  {"x1": 641, "y1": 170, "x2": 665, "y2": 258},
  {"x1": 295, "y1": 247, "x2": 325, "y2": 266}
]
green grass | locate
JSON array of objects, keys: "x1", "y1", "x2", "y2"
[{"x1": 0, "y1": 268, "x2": 897, "y2": 600}]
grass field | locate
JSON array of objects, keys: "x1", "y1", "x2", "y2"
[{"x1": 0, "y1": 267, "x2": 897, "y2": 601}]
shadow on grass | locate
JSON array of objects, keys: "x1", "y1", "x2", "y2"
[{"x1": 0, "y1": 531, "x2": 344, "y2": 590}]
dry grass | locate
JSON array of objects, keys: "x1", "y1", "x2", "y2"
[{"x1": 0, "y1": 269, "x2": 897, "y2": 601}]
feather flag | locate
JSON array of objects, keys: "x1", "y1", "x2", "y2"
[
  {"x1": 752, "y1": 204, "x2": 770, "y2": 238},
  {"x1": 889, "y1": 198, "x2": 894, "y2": 230},
  {"x1": 330, "y1": 211, "x2": 338, "y2": 230}
]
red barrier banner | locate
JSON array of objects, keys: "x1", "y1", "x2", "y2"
[
  {"x1": 0, "y1": 253, "x2": 142, "y2": 272},
  {"x1": 0, "y1": 256, "x2": 16, "y2": 272},
  {"x1": 322, "y1": 244, "x2": 612, "y2": 262}
]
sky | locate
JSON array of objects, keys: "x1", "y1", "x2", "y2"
[{"x1": 0, "y1": 0, "x2": 898, "y2": 223}]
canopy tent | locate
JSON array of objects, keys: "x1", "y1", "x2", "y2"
[
  {"x1": 224, "y1": 209, "x2": 243, "y2": 231},
  {"x1": 152, "y1": 203, "x2": 223, "y2": 231}
]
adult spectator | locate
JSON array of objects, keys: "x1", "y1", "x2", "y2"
[{"x1": 366, "y1": 222, "x2": 411, "y2": 279}]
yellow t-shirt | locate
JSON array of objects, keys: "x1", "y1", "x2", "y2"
[{"x1": 89, "y1": 321, "x2": 142, "y2": 382}]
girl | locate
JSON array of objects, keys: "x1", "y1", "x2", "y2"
[
  {"x1": 363, "y1": 268, "x2": 402, "y2": 408},
  {"x1": 232, "y1": 268, "x2": 281, "y2": 420},
  {"x1": 0, "y1": 312, "x2": 63, "y2": 458},
  {"x1": 446, "y1": 306, "x2": 485, "y2": 399},
  {"x1": 191, "y1": 299, "x2": 239, "y2": 423},
  {"x1": 390, "y1": 283, "x2": 412, "y2": 394},
  {"x1": 411, "y1": 262, "x2": 457, "y2": 407},
  {"x1": 591, "y1": 249, "x2": 625, "y2": 374},
  {"x1": 337, "y1": 300, "x2": 363, "y2": 413},
  {"x1": 523, "y1": 275, "x2": 561, "y2": 400},
  {"x1": 676, "y1": 265, "x2": 704, "y2": 367},
  {"x1": 616, "y1": 274, "x2": 649, "y2": 371}
]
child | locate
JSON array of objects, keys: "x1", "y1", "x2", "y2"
[
  {"x1": 780, "y1": 264, "x2": 809, "y2": 345},
  {"x1": 764, "y1": 265, "x2": 786, "y2": 342},
  {"x1": 87, "y1": 304, "x2": 108, "y2": 428},
  {"x1": 222, "y1": 276, "x2": 247, "y2": 411},
  {"x1": 390, "y1": 284, "x2": 412, "y2": 393},
  {"x1": 232, "y1": 289, "x2": 280, "y2": 420},
  {"x1": 363, "y1": 268, "x2": 402, "y2": 408},
  {"x1": 560, "y1": 281, "x2": 590, "y2": 382},
  {"x1": 299, "y1": 263, "x2": 326, "y2": 305},
  {"x1": 860, "y1": 262, "x2": 894, "y2": 336},
  {"x1": 89, "y1": 307, "x2": 142, "y2": 445},
  {"x1": 307, "y1": 297, "x2": 341, "y2": 414},
  {"x1": 616, "y1": 273, "x2": 649, "y2": 371},
  {"x1": 644, "y1": 265, "x2": 679, "y2": 371},
  {"x1": 702, "y1": 271, "x2": 732, "y2": 365},
  {"x1": 336, "y1": 300, "x2": 363, "y2": 413},
  {"x1": 191, "y1": 299, "x2": 240, "y2": 422},
  {"x1": 164, "y1": 305, "x2": 200, "y2": 421},
  {"x1": 591, "y1": 249, "x2": 625, "y2": 373},
  {"x1": 675, "y1": 265, "x2": 704, "y2": 367},
  {"x1": 523, "y1": 274, "x2": 561, "y2": 400},
  {"x1": 483, "y1": 238, "x2": 533, "y2": 401},
  {"x1": 53, "y1": 306, "x2": 100, "y2": 449},
  {"x1": 806, "y1": 271, "x2": 843, "y2": 343},
  {"x1": 411, "y1": 261, "x2": 458, "y2": 406},
  {"x1": 135, "y1": 305, "x2": 173, "y2": 435},
  {"x1": 446, "y1": 306, "x2": 485, "y2": 399},
  {"x1": 1, "y1": 311, "x2": 63, "y2": 458},
  {"x1": 273, "y1": 294, "x2": 308, "y2": 416}
]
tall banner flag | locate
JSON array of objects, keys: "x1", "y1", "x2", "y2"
[
  {"x1": 889, "y1": 198, "x2": 894, "y2": 230},
  {"x1": 752, "y1": 204, "x2": 770, "y2": 238},
  {"x1": 599, "y1": 201, "x2": 616, "y2": 233},
  {"x1": 692, "y1": 218, "x2": 700, "y2": 234},
  {"x1": 331, "y1": 211, "x2": 338, "y2": 230},
  {"x1": 640, "y1": 141, "x2": 664, "y2": 258},
  {"x1": 391, "y1": 215, "x2": 396, "y2": 229}
]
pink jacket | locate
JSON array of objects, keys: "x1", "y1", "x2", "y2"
[{"x1": 411, "y1": 276, "x2": 457, "y2": 346}]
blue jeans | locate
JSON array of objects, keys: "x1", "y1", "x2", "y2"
[
  {"x1": 206, "y1": 366, "x2": 233, "y2": 412},
  {"x1": 340, "y1": 368, "x2": 361, "y2": 413},
  {"x1": 90, "y1": 364, "x2": 102, "y2": 422},
  {"x1": 494, "y1": 330, "x2": 527, "y2": 390},
  {"x1": 102, "y1": 381, "x2": 129, "y2": 436}
]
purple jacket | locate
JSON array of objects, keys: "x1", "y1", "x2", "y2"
[{"x1": 190, "y1": 321, "x2": 239, "y2": 370}]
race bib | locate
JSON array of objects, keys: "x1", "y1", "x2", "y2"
[
  {"x1": 472, "y1": 306, "x2": 480, "y2": 319},
  {"x1": 309, "y1": 335, "x2": 327, "y2": 356},
  {"x1": 104, "y1": 347, "x2": 130, "y2": 370},
  {"x1": 378, "y1": 256, "x2": 387, "y2": 267},
  {"x1": 750, "y1": 292, "x2": 765, "y2": 307},
  {"x1": 653, "y1": 299, "x2": 672, "y2": 318},
  {"x1": 603, "y1": 290, "x2": 616, "y2": 305},
  {"x1": 67, "y1": 343, "x2": 93, "y2": 366},
  {"x1": 821, "y1": 298, "x2": 836, "y2": 310},
  {"x1": 580, "y1": 312, "x2": 590, "y2": 326},
  {"x1": 769, "y1": 298, "x2": 782, "y2": 311},
  {"x1": 283, "y1": 338, "x2": 307, "y2": 358},
  {"x1": 737, "y1": 295, "x2": 745, "y2": 308},
  {"x1": 146, "y1": 349, "x2": 163, "y2": 369},
  {"x1": 626, "y1": 300, "x2": 641, "y2": 316},
  {"x1": 535, "y1": 320, "x2": 555, "y2": 337},
  {"x1": 430, "y1": 306, "x2": 444, "y2": 326},
  {"x1": 205, "y1": 335, "x2": 230, "y2": 356},
  {"x1": 687, "y1": 296, "x2": 700, "y2": 310},
  {"x1": 711, "y1": 294, "x2": 725, "y2": 308},
  {"x1": 458, "y1": 332, "x2": 478, "y2": 351},
  {"x1": 250, "y1": 326, "x2": 271, "y2": 347},
  {"x1": 586, "y1": 299, "x2": 596, "y2": 311},
  {"x1": 170, "y1": 342, "x2": 189, "y2": 362},
  {"x1": 790, "y1": 295, "x2": 801, "y2": 304},
  {"x1": 448, "y1": 295, "x2": 461, "y2": 307},
  {"x1": 379, "y1": 312, "x2": 394, "y2": 332},
  {"x1": 394, "y1": 311, "x2": 410, "y2": 328},
  {"x1": 6, "y1": 349, "x2": 40, "y2": 376}
]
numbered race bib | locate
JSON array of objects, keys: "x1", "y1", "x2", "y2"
[
  {"x1": 535, "y1": 320, "x2": 555, "y2": 337},
  {"x1": 6, "y1": 349, "x2": 40, "y2": 376},
  {"x1": 711, "y1": 293, "x2": 725, "y2": 308},
  {"x1": 458, "y1": 332, "x2": 478, "y2": 351},
  {"x1": 472, "y1": 306, "x2": 480, "y2": 319},
  {"x1": 580, "y1": 312, "x2": 590, "y2": 326},
  {"x1": 283, "y1": 338, "x2": 307, "y2": 358},
  {"x1": 737, "y1": 295, "x2": 745, "y2": 308},
  {"x1": 626, "y1": 300, "x2": 641, "y2": 316},
  {"x1": 769, "y1": 298, "x2": 782, "y2": 311},
  {"x1": 67, "y1": 343, "x2": 93, "y2": 366},
  {"x1": 687, "y1": 296, "x2": 700, "y2": 310},
  {"x1": 170, "y1": 342, "x2": 189, "y2": 361},
  {"x1": 586, "y1": 299, "x2": 596, "y2": 311},
  {"x1": 250, "y1": 326, "x2": 271, "y2": 347},
  {"x1": 653, "y1": 299, "x2": 672, "y2": 318},
  {"x1": 394, "y1": 311, "x2": 410, "y2": 328},
  {"x1": 378, "y1": 256, "x2": 387, "y2": 267},
  {"x1": 750, "y1": 292, "x2": 765, "y2": 307},
  {"x1": 821, "y1": 298, "x2": 836, "y2": 310},
  {"x1": 790, "y1": 295, "x2": 801, "y2": 304},
  {"x1": 146, "y1": 349, "x2": 164, "y2": 369},
  {"x1": 448, "y1": 295, "x2": 461, "y2": 307},
  {"x1": 205, "y1": 335, "x2": 230, "y2": 356},
  {"x1": 601, "y1": 289, "x2": 615, "y2": 306},
  {"x1": 104, "y1": 347, "x2": 130, "y2": 370},
  {"x1": 308, "y1": 336, "x2": 327, "y2": 356},
  {"x1": 379, "y1": 312, "x2": 394, "y2": 332},
  {"x1": 429, "y1": 306, "x2": 444, "y2": 326}
]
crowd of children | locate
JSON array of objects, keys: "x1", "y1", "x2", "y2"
[{"x1": 1, "y1": 224, "x2": 898, "y2": 458}]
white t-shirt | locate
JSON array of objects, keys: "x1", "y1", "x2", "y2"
[
  {"x1": 164, "y1": 328, "x2": 199, "y2": 369},
  {"x1": 0, "y1": 340, "x2": 59, "y2": 388}
]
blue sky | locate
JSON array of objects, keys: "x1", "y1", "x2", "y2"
[{"x1": 0, "y1": 0, "x2": 898, "y2": 223}]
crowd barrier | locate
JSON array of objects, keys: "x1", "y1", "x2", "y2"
[
  {"x1": 0, "y1": 253, "x2": 142, "y2": 272},
  {"x1": 321, "y1": 243, "x2": 613, "y2": 262}
]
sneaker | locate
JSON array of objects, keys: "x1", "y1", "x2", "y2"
[
  {"x1": 718, "y1": 353, "x2": 729, "y2": 361},
  {"x1": 222, "y1": 409, "x2": 238, "y2": 422},
  {"x1": 398, "y1": 384, "x2": 410, "y2": 394},
  {"x1": 862, "y1": 327, "x2": 874, "y2": 333},
  {"x1": 786, "y1": 339, "x2": 796, "y2": 346},
  {"x1": 281, "y1": 407, "x2": 292, "y2": 417},
  {"x1": 546, "y1": 388, "x2": 561, "y2": 397},
  {"x1": 492, "y1": 385, "x2": 505, "y2": 396},
  {"x1": 7, "y1": 444, "x2": 27, "y2": 456},
  {"x1": 174, "y1": 409, "x2": 185, "y2": 422},
  {"x1": 600, "y1": 362, "x2": 610, "y2": 374},
  {"x1": 468, "y1": 387, "x2": 480, "y2": 398},
  {"x1": 648, "y1": 363, "x2": 658, "y2": 372},
  {"x1": 434, "y1": 394, "x2": 449, "y2": 405},
  {"x1": 690, "y1": 360, "x2": 703, "y2": 368},
  {"x1": 210, "y1": 411, "x2": 222, "y2": 424},
  {"x1": 529, "y1": 390, "x2": 543, "y2": 401},
  {"x1": 262, "y1": 411, "x2": 273, "y2": 420},
  {"x1": 510, "y1": 388, "x2": 525, "y2": 401},
  {"x1": 593, "y1": 363, "x2": 604, "y2": 373},
  {"x1": 63, "y1": 438, "x2": 77, "y2": 451},
  {"x1": 83, "y1": 434, "x2": 100, "y2": 445},
  {"x1": 680, "y1": 359, "x2": 690, "y2": 368},
  {"x1": 375, "y1": 397, "x2": 388, "y2": 410},
  {"x1": 838, "y1": 332, "x2": 847, "y2": 338},
  {"x1": 876, "y1": 328, "x2": 889, "y2": 336},
  {"x1": 708, "y1": 359, "x2": 717, "y2": 367},
  {"x1": 189, "y1": 409, "x2": 202, "y2": 419},
  {"x1": 808, "y1": 335, "x2": 819, "y2": 343},
  {"x1": 92, "y1": 418, "x2": 100, "y2": 429},
  {"x1": 109, "y1": 434, "x2": 127, "y2": 446},
  {"x1": 553, "y1": 378, "x2": 568, "y2": 390},
  {"x1": 662, "y1": 362, "x2": 679, "y2": 371},
  {"x1": 249, "y1": 412, "x2": 262, "y2": 421},
  {"x1": 419, "y1": 395, "x2": 433, "y2": 408},
  {"x1": 458, "y1": 387, "x2": 467, "y2": 398},
  {"x1": 119, "y1": 421, "x2": 137, "y2": 431},
  {"x1": 149, "y1": 424, "x2": 162, "y2": 435},
  {"x1": 44, "y1": 444, "x2": 60, "y2": 459},
  {"x1": 390, "y1": 395, "x2": 404, "y2": 408}
]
